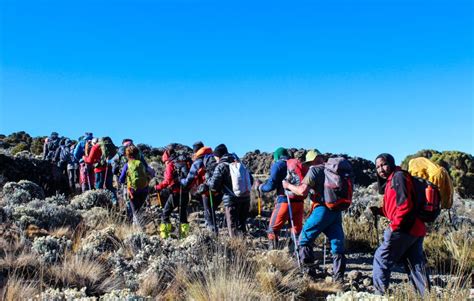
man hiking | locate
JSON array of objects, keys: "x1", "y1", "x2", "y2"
[
  {"x1": 155, "y1": 144, "x2": 191, "y2": 239},
  {"x1": 207, "y1": 144, "x2": 253, "y2": 237},
  {"x1": 119, "y1": 145, "x2": 149, "y2": 227},
  {"x1": 369, "y1": 153, "x2": 430, "y2": 296},
  {"x1": 181, "y1": 141, "x2": 223, "y2": 233},
  {"x1": 255, "y1": 147, "x2": 305, "y2": 250},
  {"x1": 283, "y1": 150, "x2": 347, "y2": 285},
  {"x1": 43, "y1": 131, "x2": 60, "y2": 161}
]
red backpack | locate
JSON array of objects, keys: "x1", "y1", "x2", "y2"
[
  {"x1": 323, "y1": 157, "x2": 354, "y2": 211},
  {"x1": 285, "y1": 159, "x2": 308, "y2": 200}
]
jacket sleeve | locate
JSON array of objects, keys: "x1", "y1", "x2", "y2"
[
  {"x1": 260, "y1": 161, "x2": 281, "y2": 193},
  {"x1": 119, "y1": 163, "x2": 128, "y2": 184},
  {"x1": 207, "y1": 163, "x2": 225, "y2": 192},
  {"x1": 390, "y1": 172, "x2": 415, "y2": 232},
  {"x1": 73, "y1": 142, "x2": 83, "y2": 161},
  {"x1": 84, "y1": 145, "x2": 101, "y2": 164},
  {"x1": 156, "y1": 162, "x2": 175, "y2": 190},
  {"x1": 181, "y1": 160, "x2": 201, "y2": 187}
]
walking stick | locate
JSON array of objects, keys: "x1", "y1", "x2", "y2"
[
  {"x1": 157, "y1": 191, "x2": 163, "y2": 208},
  {"x1": 209, "y1": 189, "x2": 217, "y2": 235},
  {"x1": 323, "y1": 236, "x2": 327, "y2": 268},
  {"x1": 285, "y1": 191, "x2": 302, "y2": 269},
  {"x1": 178, "y1": 185, "x2": 182, "y2": 240}
]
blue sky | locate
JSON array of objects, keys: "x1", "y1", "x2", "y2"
[{"x1": 0, "y1": 0, "x2": 472, "y2": 163}]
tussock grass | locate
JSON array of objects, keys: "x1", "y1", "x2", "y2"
[{"x1": 1, "y1": 275, "x2": 39, "y2": 301}]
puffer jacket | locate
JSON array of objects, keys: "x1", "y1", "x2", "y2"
[
  {"x1": 382, "y1": 167, "x2": 426, "y2": 237},
  {"x1": 207, "y1": 153, "x2": 252, "y2": 207}
]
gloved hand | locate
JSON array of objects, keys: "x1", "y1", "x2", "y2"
[
  {"x1": 368, "y1": 206, "x2": 381, "y2": 216},
  {"x1": 253, "y1": 180, "x2": 262, "y2": 197},
  {"x1": 196, "y1": 183, "x2": 209, "y2": 195}
]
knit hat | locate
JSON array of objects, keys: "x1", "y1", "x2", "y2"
[
  {"x1": 213, "y1": 144, "x2": 228, "y2": 158},
  {"x1": 273, "y1": 147, "x2": 289, "y2": 161},
  {"x1": 303, "y1": 149, "x2": 322, "y2": 164},
  {"x1": 193, "y1": 141, "x2": 204, "y2": 153}
]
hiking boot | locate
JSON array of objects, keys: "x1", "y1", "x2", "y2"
[
  {"x1": 160, "y1": 223, "x2": 172, "y2": 239},
  {"x1": 303, "y1": 264, "x2": 326, "y2": 280},
  {"x1": 180, "y1": 223, "x2": 190, "y2": 238}
]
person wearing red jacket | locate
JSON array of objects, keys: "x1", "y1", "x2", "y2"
[
  {"x1": 370, "y1": 153, "x2": 430, "y2": 296},
  {"x1": 155, "y1": 144, "x2": 190, "y2": 239},
  {"x1": 83, "y1": 137, "x2": 117, "y2": 205}
]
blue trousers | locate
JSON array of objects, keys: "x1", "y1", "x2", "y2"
[
  {"x1": 95, "y1": 168, "x2": 117, "y2": 204},
  {"x1": 298, "y1": 205, "x2": 346, "y2": 281},
  {"x1": 373, "y1": 228, "x2": 430, "y2": 296}
]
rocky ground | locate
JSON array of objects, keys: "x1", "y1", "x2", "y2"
[{"x1": 0, "y1": 140, "x2": 472, "y2": 300}]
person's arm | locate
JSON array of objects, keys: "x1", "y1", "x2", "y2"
[
  {"x1": 54, "y1": 147, "x2": 61, "y2": 163},
  {"x1": 390, "y1": 172, "x2": 415, "y2": 232},
  {"x1": 260, "y1": 162, "x2": 281, "y2": 193},
  {"x1": 156, "y1": 162, "x2": 174, "y2": 190},
  {"x1": 73, "y1": 142, "x2": 83, "y2": 162},
  {"x1": 207, "y1": 163, "x2": 225, "y2": 192},
  {"x1": 119, "y1": 163, "x2": 128, "y2": 184},
  {"x1": 181, "y1": 160, "x2": 200, "y2": 187},
  {"x1": 282, "y1": 181, "x2": 310, "y2": 197}
]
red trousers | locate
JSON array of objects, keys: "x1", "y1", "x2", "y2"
[{"x1": 267, "y1": 201, "x2": 304, "y2": 240}]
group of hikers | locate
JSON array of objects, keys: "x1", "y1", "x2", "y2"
[{"x1": 41, "y1": 131, "x2": 454, "y2": 297}]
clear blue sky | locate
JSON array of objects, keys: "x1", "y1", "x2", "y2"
[{"x1": 0, "y1": 0, "x2": 473, "y2": 162}]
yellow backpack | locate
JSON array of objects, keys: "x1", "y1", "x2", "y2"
[{"x1": 408, "y1": 157, "x2": 454, "y2": 209}]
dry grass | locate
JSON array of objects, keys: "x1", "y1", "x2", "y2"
[
  {"x1": 1, "y1": 275, "x2": 39, "y2": 301},
  {"x1": 343, "y1": 216, "x2": 379, "y2": 251},
  {"x1": 47, "y1": 254, "x2": 118, "y2": 295}
]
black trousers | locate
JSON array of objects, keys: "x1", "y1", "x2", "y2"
[{"x1": 162, "y1": 191, "x2": 190, "y2": 223}]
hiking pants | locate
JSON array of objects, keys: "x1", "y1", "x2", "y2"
[
  {"x1": 162, "y1": 191, "x2": 190, "y2": 224},
  {"x1": 80, "y1": 163, "x2": 95, "y2": 192},
  {"x1": 298, "y1": 205, "x2": 346, "y2": 282},
  {"x1": 225, "y1": 198, "x2": 250, "y2": 237},
  {"x1": 373, "y1": 228, "x2": 430, "y2": 296},
  {"x1": 67, "y1": 167, "x2": 78, "y2": 192},
  {"x1": 268, "y1": 200, "x2": 304, "y2": 241},
  {"x1": 95, "y1": 168, "x2": 117, "y2": 204},
  {"x1": 126, "y1": 189, "x2": 148, "y2": 224},
  {"x1": 202, "y1": 193, "x2": 223, "y2": 232}
]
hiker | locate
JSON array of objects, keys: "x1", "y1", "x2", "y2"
[
  {"x1": 119, "y1": 145, "x2": 149, "y2": 226},
  {"x1": 369, "y1": 153, "x2": 430, "y2": 296},
  {"x1": 207, "y1": 144, "x2": 253, "y2": 237},
  {"x1": 43, "y1": 132, "x2": 60, "y2": 161},
  {"x1": 83, "y1": 137, "x2": 118, "y2": 204},
  {"x1": 282, "y1": 150, "x2": 347, "y2": 284},
  {"x1": 155, "y1": 144, "x2": 191, "y2": 239},
  {"x1": 54, "y1": 138, "x2": 78, "y2": 193},
  {"x1": 74, "y1": 133, "x2": 95, "y2": 192},
  {"x1": 182, "y1": 142, "x2": 223, "y2": 233},
  {"x1": 255, "y1": 147, "x2": 304, "y2": 250}
]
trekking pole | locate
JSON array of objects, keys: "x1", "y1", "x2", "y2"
[
  {"x1": 285, "y1": 191, "x2": 302, "y2": 269},
  {"x1": 178, "y1": 185, "x2": 182, "y2": 240},
  {"x1": 209, "y1": 189, "x2": 217, "y2": 235},
  {"x1": 323, "y1": 236, "x2": 327, "y2": 268},
  {"x1": 374, "y1": 214, "x2": 380, "y2": 245},
  {"x1": 157, "y1": 191, "x2": 163, "y2": 208},
  {"x1": 103, "y1": 165, "x2": 108, "y2": 189}
]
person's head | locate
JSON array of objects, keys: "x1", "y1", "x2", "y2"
[
  {"x1": 375, "y1": 153, "x2": 396, "y2": 180},
  {"x1": 59, "y1": 138, "x2": 67, "y2": 146},
  {"x1": 303, "y1": 149, "x2": 324, "y2": 166},
  {"x1": 122, "y1": 138, "x2": 133, "y2": 147},
  {"x1": 213, "y1": 144, "x2": 228, "y2": 162},
  {"x1": 162, "y1": 143, "x2": 177, "y2": 162},
  {"x1": 125, "y1": 145, "x2": 139, "y2": 160},
  {"x1": 84, "y1": 132, "x2": 93, "y2": 140},
  {"x1": 273, "y1": 147, "x2": 289, "y2": 162},
  {"x1": 51, "y1": 132, "x2": 59, "y2": 139},
  {"x1": 375, "y1": 153, "x2": 396, "y2": 194},
  {"x1": 193, "y1": 141, "x2": 204, "y2": 153},
  {"x1": 64, "y1": 139, "x2": 72, "y2": 147}
]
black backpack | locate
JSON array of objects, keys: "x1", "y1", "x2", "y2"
[
  {"x1": 411, "y1": 175, "x2": 441, "y2": 223},
  {"x1": 47, "y1": 138, "x2": 60, "y2": 160},
  {"x1": 59, "y1": 146, "x2": 72, "y2": 166},
  {"x1": 98, "y1": 137, "x2": 117, "y2": 166},
  {"x1": 172, "y1": 154, "x2": 192, "y2": 187}
]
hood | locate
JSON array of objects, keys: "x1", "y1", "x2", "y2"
[{"x1": 193, "y1": 146, "x2": 213, "y2": 160}]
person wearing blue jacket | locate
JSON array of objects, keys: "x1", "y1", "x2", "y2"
[
  {"x1": 256, "y1": 147, "x2": 305, "y2": 250},
  {"x1": 74, "y1": 132, "x2": 94, "y2": 192}
]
